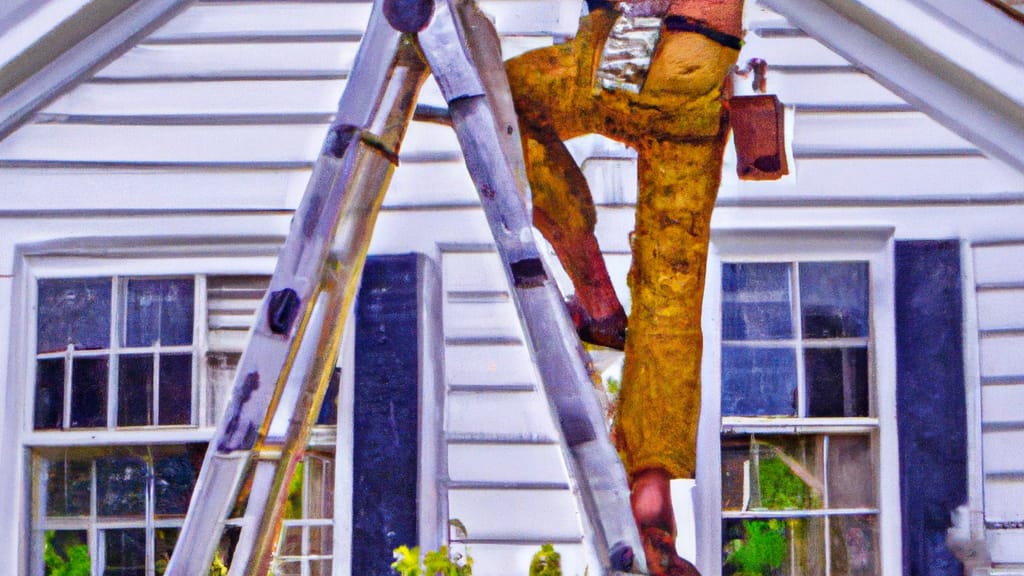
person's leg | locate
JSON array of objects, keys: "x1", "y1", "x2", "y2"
[
  {"x1": 615, "y1": 130, "x2": 727, "y2": 575},
  {"x1": 525, "y1": 133, "x2": 628, "y2": 348},
  {"x1": 506, "y1": 10, "x2": 629, "y2": 349}
]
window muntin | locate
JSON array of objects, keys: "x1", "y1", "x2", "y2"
[
  {"x1": 32, "y1": 444, "x2": 204, "y2": 576},
  {"x1": 721, "y1": 262, "x2": 871, "y2": 420},
  {"x1": 719, "y1": 260, "x2": 879, "y2": 575},
  {"x1": 34, "y1": 277, "x2": 196, "y2": 430}
]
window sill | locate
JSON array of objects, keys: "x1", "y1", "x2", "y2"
[
  {"x1": 722, "y1": 417, "x2": 879, "y2": 435},
  {"x1": 24, "y1": 427, "x2": 215, "y2": 446}
]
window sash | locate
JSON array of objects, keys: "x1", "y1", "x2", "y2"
[
  {"x1": 32, "y1": 276, "x2": 201, "y2": 432},
  {"x1": 698, "y1": 228, "x2": 900, "y2": 576}
]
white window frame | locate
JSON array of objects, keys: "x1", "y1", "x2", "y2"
[
  {"x1": 5, "y1": 239, "x2": 443, "y2": 576},
  {"x1": 695, "y1": 227, "x2": 901, "y2": 575}
]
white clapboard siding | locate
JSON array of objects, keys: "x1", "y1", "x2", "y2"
[
  {"x1": 150, "y1": 0, "x2": 579, "y2": 41},
  {"x1": 40, "y1": 79, "x2": 349, "y2": 117},
  {"x1": 791, "y1": 112, "x2": 974, "y2": 156},
  {"x1": 724, "y1": 156, "x2": 1024, "y2": 203},
  {"x1": 95, "y1": 42, "x2": 361, "y2": 80},
  {"x1": 973, "y1": 241, "x2": 1024, "y2": 563},
  {"x1": 441, "y1": 248, "x2": 586, "y2": 571},
  {"x1": 0, "y1": 121, "x2": 462, "y2": 164},
  {"x1": 445, "y1": 344, "x2": 539, "y2": 388}
]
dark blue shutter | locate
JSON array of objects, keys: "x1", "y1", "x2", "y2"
[
  {"x1": 895, "y1": 240, "x2": 967, "y2": 576},
  {"x1": 351, "y1": 254, "x2": 421, "y2": 575}
]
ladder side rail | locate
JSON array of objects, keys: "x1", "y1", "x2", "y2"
[
  {"x1": 238, "y1": 265, "x2": 351, "y2": 576},
  {"x1": 419, "y1": 2, "x2": 644, "y2": 573},
  {"x1": 165, "y1": 4, "x2": 424, "y2": 572}
]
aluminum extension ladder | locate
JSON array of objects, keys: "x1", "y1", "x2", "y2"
[{"x1": 165, "y1": 0, "x2": 645, "y2": 573}]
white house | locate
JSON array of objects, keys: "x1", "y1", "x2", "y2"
[{"x1": 0, "y1": 0, "x2": 1022, "y2": 575}]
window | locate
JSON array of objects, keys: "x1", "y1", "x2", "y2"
[
  {"x1": 31, "y1": 444, "x2": 205, "y2": 576},
  {"x1": 698, "y1": 230, "x2": 900, "y2": 576},
  {"x1": 26, "y1": 273, "x2": 342, "y2": 575},
  {"x1": 34, "y1": 277, "x2": 196, "y2": 430},
  {"x1": 720, "y1": 261, "x2": 877, "y2": 575},
  {"x1": 274, "y1": 451, "x2": 336, "y2": 576}
]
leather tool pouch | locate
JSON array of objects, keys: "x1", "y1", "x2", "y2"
[{"x1": 728, "y1": 94, "x2": 788, "y2": 181}]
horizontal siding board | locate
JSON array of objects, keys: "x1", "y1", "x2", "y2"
[
  {"x1": 94, "y1": 36, "x2": 551, "y2": 83},
  {"x1": 450, "y1": 543, "x2": 586, "y2": 576},
  {"x1": 446, "y1": 391, "x2": 559, "y2": 439},
  {"x1": 762, "y1": 70, "x2": 905, "y2": 109},
  {"x1": 791, "y1": 112, "x2": 975, "y2": 155},
  {"x1": 443, "y1": 299, "x2": 524, "y2": 341},
  {"x1": 42, "y1": 77, "x2": 449, "y2": 117},
  {"x1": 0, "y1": 167, "x2": 302, "y2": 210},
  {"x1": 94, "y1": 42, "x2": 360, "y2": 80},
  {"x1": 983, "y1": 429, "x2": 1024, "y2": 475},
  {"x1": 43, "y1": 79, "x2": 348, "y2": 116},
  {"x1": 447, "y1": 443, "x2": 567, "y2": 484},
  {"x1": 977, "y1": 288, "x2": 1024, "y2": 332},
  {"x1": 984, "y1": 479, "x2": 1024, "y2": 523},
  {"x1": 0, "y1": 163, "x2": 478, "y2": 212},
  {"x1": 979, "y1": 334, "x2": 1024, "y2": 379},
  {"x1": 0, "y1": 121, "x2": 461, "y2": 163},
  {"x1": 444, "y1": 344, "x2": 538, "y2": 387},
  {"x1": 388, "y1": 161, "x2": 479, "y2": 206},
  {"x1": 152, "y1": 1, "x2": 577, "y2": 40},
  {"x1": 738, "y1": 34, "x2": 849, "y2": 68},
  {"x1": 987, "y1": 529, "x2": 1024, "y2": 564},
  {"x1": 443, "y1": 252, "x2": 508, "y2": 293},
  {"x1": 152, "y1": 3, "x2": 375, "y2": 39},
  {"x1": 720, "y1": 156, "x2": 1024, "y2": 202},
  {"x1": 975, "y1": 244, "x2": 1024, "y2": 286},
  {"x1": 983, "y1": 385, "x2": 1024, "y2": 429},
  {"x1": 446, "y1": 489, "x2": 581, "y2": 541}
]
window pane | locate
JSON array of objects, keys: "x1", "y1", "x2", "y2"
[
  {"x1": 799, "y1": 262, "x2": 869, "y2": 339},
  {"x1": 43, "y1": 454, "x2": 91, "y2": 517},
  {"x1": 42, "y1": 530, "x2": 90, "y2": 576},
  {"x1": 830, "y1": 515, "x2": 878, "y2": 575},
  {"x1": 305, "y1": 455, "x2": 334, "y2": 519},
  {"x1": 37, "y1": 278, "x2": 112, "y2": 353},
  {"x1": 97, "y1": 455, "x2": 146, "y2": 517},
  {"x1": 118, "y1": 355, "x2": 153, "y2": 427},
  {"x1": 207, "y1": 353, "x2": 239, "y2": 427},
  {"x1": 806, "y1": 348, "x2": 869, "y2": 417},
  {"x1": 722, "y1": 263, "x2": 793, "y2": 341},
  {"x1": 827, "y1": 436, "x2": 876, "y2": 509},
  {"x1": 721, "y1": 434, "x2": 824, "y2": 512},
  {"x1": 722, "y1": 347, "x2": 797, "y2": 416},
  {"x1": 155, "y1": 528, "x2": 179, "y2": 576},
  {"x1": 158, "y1": 354, "x2": 192, "y2": 425},
  {"x1": 104, "y1": 528, "x2": 146, "y2": 576},
  {"x1": 723, "y1": 516, "x2": 827, "y2": 576},
  {"x1": 315, "y1": 368, "x2": 341, "y2": 426},
  {"x1": 125, "y1": 279, "x2": 194, "y2": 347},
  {"x1": 154, "y1": 445, "x2": 202, "y2": 516},
  {"x1": 70, "y1": 357, "x2": 108, "y2": 428},
  {"x1": 35, "y1": 359, "x2": 65, "y2": 430}
]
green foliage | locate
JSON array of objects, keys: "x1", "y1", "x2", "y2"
[
  {"x1": 604, "y1": 376, "x2": 621, "y2": 396},
  {"x1": 43, "y1": 531, "x2": 90, "y2": 576},
  {"x1": 724, "y1": 520, "x2": 787, "y2": 575},
  {"x1": 208, "y1": 553, "x2": 229, "y2": 576},
  {"x1": 758, "y1": 453, "x2": 814, "y2": 510},
  {"x1": 529, "y1": 543, "x2": 562, "y2": 576},
  {"x1": 284, "y1": 461, "x2": 305, "y2": 520},
  {"x1": 392, "y1": 545, "x2": 473, "y2": 576}
]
